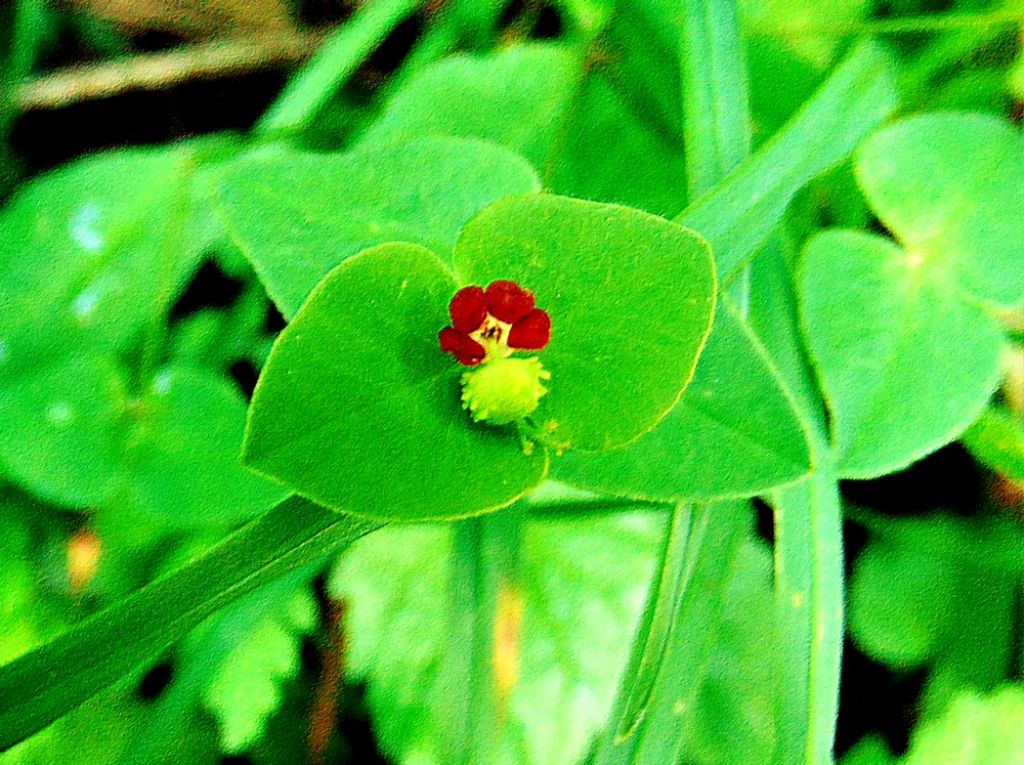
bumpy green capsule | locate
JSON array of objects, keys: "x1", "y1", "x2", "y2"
[{"x1": 460, "y1": 356, "x2": 551, "y2": 426}]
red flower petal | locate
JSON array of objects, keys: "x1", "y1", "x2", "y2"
[
  {"x1": 449, "y1": 286, "x2": 487, "y2": 333},
  {"x1": 508, "y1": 309, "x2": 551, "y2": 350},
  {"x1": 485, "y1": 280, "x2": 535, "y2": 323},
  {"x1": 439, "y1": 327, "x2": 486, "y2": 366}
]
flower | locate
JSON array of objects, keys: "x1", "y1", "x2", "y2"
[
  {"x1": 438, "y1": 280, "x2": 551, "y2": 366},
  {"x1": 438, "y1": 280, "x2": 552, "y2": 426}
]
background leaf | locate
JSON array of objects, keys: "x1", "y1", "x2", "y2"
[
  {"x1": 856, "y1": 112, "x2": 1024, "y2": 308},
  {"x1": 359, "y1": 44, "x2": 580, "y2": 171},
  {"x1": 0, "y1": 355, "x2": 126, "y2": 508},
  {"x1": 799, "y1": 229, "x2": 1004, "y2": 477},
  {"x1": 216, "y1": 136, "x2": 540, "y2": 318},
  {"x1": 0, "y1": 146, "x2": 206, "y2": 378},
  {"x1": 329, "y1": 507, "x2": 662, "y2": 765}
]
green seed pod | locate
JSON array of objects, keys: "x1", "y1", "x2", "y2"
[{"x1": 460, "y1": 357, "x2": 551, "y2": 426}]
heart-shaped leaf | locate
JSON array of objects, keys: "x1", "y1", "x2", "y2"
[
  {"x1": 799, "y1": 229, "x2": 1003, "y2": 477},
  {"x1": 551, "y1": 300, "x2": 811, "y2": 500},
  {"x1": 856, "y1": 112, "x2": 1024, "y2": 308},
  {"x1": 454, "y1": 194, "x2": 716, "y2": 452},
  {"x1": 244, "y1": 242, "x2": 548, "y2": 521},
  {"x1": 216, "y1": 137, "x2": 539, "y2": 318}
]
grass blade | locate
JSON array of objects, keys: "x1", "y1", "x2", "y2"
[
  {"x1": 678, "y1": 40, "x2": 897, "y2": 283},
  {"x1": 0, "y1": 497, "x2": 381, "y2": 750},
  {"x1": 254, "y1": 0, "x2": 421, "y2": 137}
]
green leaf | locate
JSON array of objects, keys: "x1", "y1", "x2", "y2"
[
  {"x1": 847, "y1": 530, "x2": 959, "y2": 668},
  {"x1": 454, "y1": 194, "x2": 716, "y2": 452},
  {"x1": 548, "y1": 71, "x2": 686, "y2": 217},
  {"x1": 678, "y1": 40, "x2": 897, "y2": 282},
  {"x1": 216, "y1": 136, "x2": 539, "y2": 318},
  {"x1": 903, "y1": 687, "x2": 1024, "y2": 765},
  {"x1": 847, "y1": 513, "x2": 1018, "y2": 717},
  {"x1": 551, "y1": 300, "x2": 811, "y2": 500},
  {"x1": 0, "y1": 498, "x2": 64, "y2": 666},
  {"x1": 0, "y1": 147, "x2": 204, "y2": 377},
  {"x1": 244, "y1": 242, "x2": 548, "y2": 521},
  {"x1": 840, "y1": 735, "x2": 897, "y2": 765},
  {"x1": 0, "y1": 496, "x2": 380, "y2": 751},
  {"x1": 856, "y1": 112, "x2": 1024, "y2": 308},
  {"x1": 122, "y1": 365, "x2": 288, "y2": 526},
  {"x1": 198, "y1": 580, "x2": 317, "y2": 752},
  {"x1": 799, "y1": 229, "x2": 1004, "y2": 477},
  {"x1": 328, "y1": 508, "x2": 662, "y2": 765},
  {"x1": 962, "y1": 406, "x2": 1024, "y2": 482},
  {"x1": 0, "y1": 355, "x2": 126, "y2": 508},
  {"x1": 359, "y1": 44, "x2": 581, "y2": 170}
]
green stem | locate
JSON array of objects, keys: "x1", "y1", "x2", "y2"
[
  {"x1": 254, "y1": 0, "x2": 421, "y2": 138},
  {"x1": 746, "y1": 8, "x2": 1022, "y2": 38},
  {"x1": 447, "y1": 507, "x2": 526, "y2": 765}
]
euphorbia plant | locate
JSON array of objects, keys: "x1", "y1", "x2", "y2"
[{"x1": 242, "y1": 193, "x2": 717, "y2": 520}]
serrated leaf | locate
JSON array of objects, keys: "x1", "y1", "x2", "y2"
[
  {"x1": 856, "y1": 112, "x2": 1024, "y2": 308},
  {"x1": 799, "y1": 229, "x2": 1003, "y2": 477},
  {"x1": 216, "y1": 136, "x2": 540, "y2": 318},
  {"x1": 244, "y1": 243, "x2": 548, "y2": 521},
  {"x1": 329, "y1": 510, "x2": 662, "y2": 765},
  {"x1": 198, "y1": 580, "x2": 317, "y2": 753},
  {"x1": 903, "y1": 687, "x2": 1024, "y2": 765},
  {"x1": 0, "y1": 497, "x2": 380, "y2": 750},
  {"x1": 454, "y1": 194, "x2": 716, "y2": 452}
]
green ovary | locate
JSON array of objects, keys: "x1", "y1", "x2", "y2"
[{"x1": 460, "y1": 357, "x2": 551, "y2": 425}]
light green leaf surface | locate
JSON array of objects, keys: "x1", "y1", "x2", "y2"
[
  {"x1": 548, "y1": 72, "x2": 686, "y2": 217},
  {"x1": 123, "y1": 365, "x2": 288, "y2": 526},
  {"x1": 328, "y1": 509, "x2": 662, "y2": 765},
  {"x1": 962, "y1": 406, "x2": 1024, "y2": 482},
  {"x1": 216, "y1": 136, "x2": 539, "y2": 318},
  {"x1": 903, "y1": 687, "x2": 1024, "y2": 765},
  {"x1": 678, "y1": 40, "x2": 897, "y2": 282},
  {"x1": 359, "y1": 44, "x2": 580, "y2": 170},
  {"x1": 244, "y1": 243, "x2": 548, "y2": 521},
  {"x1": 799, "y1": 229, "x2": 1003, "y2": 478},
  {"x1": 848, "y1": 513, "x2": 1018, "y2": 717},
  {"x1": 455, "y1": 194, "x2": 716, "y2": 452},
  {"x1": 856, "y1": 112, "x2": 1024, "y2": 308},
  {"x1": 0, "y1": 355, "x2": 126, "y2": 508},
  {"x1": 0, "y1": 147, "x2": 203, "y2": 377},
  {"x1": 0, "y1": 497, "x2": 380, "y2": 751},
  {"x1": 551, "y1": 301, "x2": 811, "y2": 501},
  {"x1": 198, "y1": 581, "x2": 316, "y2": 753}
]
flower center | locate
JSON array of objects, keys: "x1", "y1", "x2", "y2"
[{"x1": 469, "y1": 314, "x2": 514, "y2": 362}]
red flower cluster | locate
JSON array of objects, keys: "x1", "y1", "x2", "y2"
[{"x1": 438, "y1": 280, "x2": 551, "y2": 366}]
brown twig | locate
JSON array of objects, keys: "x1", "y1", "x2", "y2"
[
  {"x1": 16, "y1": 30, "x2": 326, "y2": 111},
  {"x1": 307, "y1": 597, "x2": 346, "y2": 765}
]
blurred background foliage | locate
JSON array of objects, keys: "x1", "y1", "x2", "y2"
[{"x1": 0, "y1": 0, "x2": 1023, "y2": 763}]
